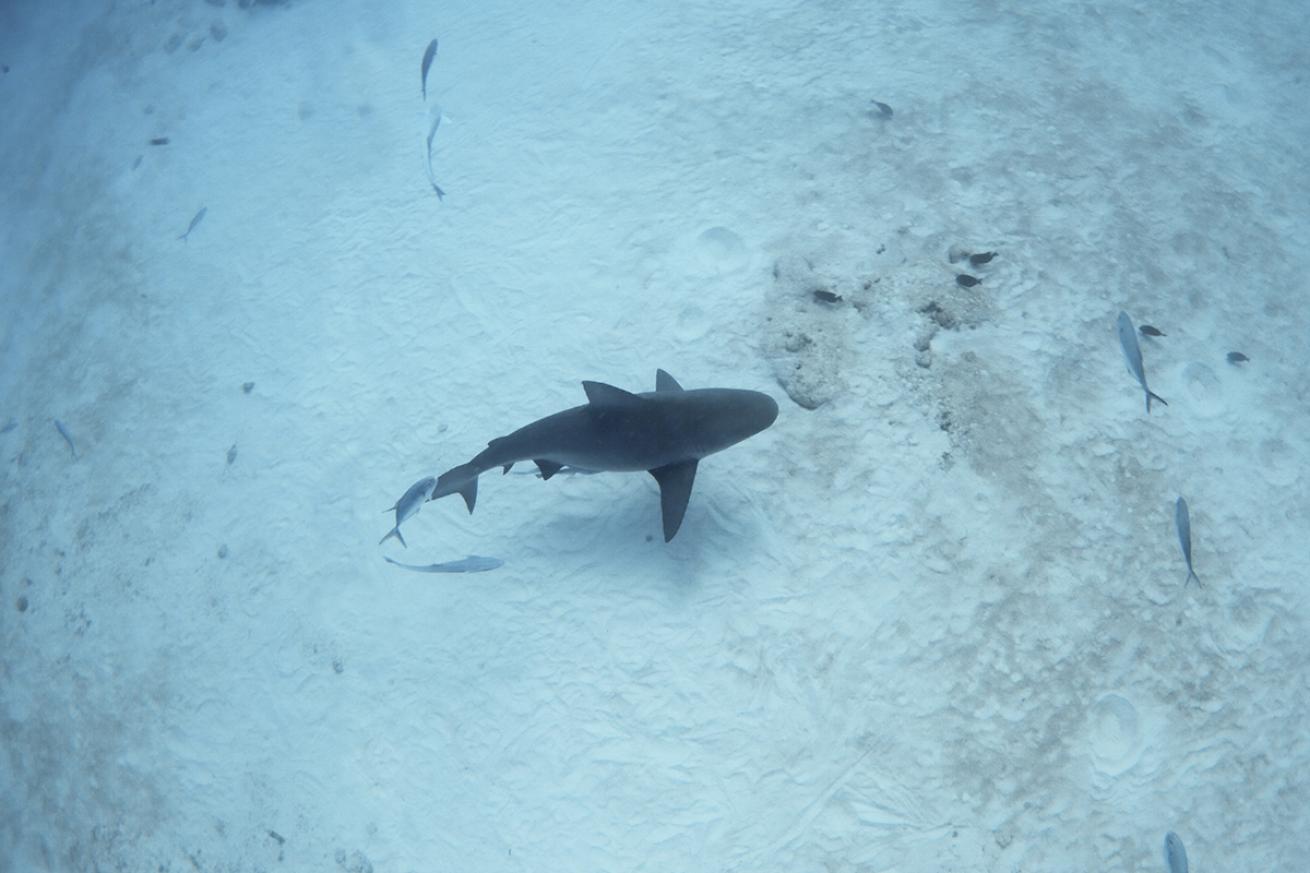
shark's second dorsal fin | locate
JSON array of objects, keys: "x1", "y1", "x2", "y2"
[
  {"x1": 655, "y1": 369, "x2": 683, "y2": 392},
  {"x1": 582, "y1": 381, "x2": 644, "y2": 407}
]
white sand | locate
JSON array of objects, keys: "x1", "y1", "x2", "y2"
[{"x1": 2, "y1": 0, "x2": 1308, "y2": 870}]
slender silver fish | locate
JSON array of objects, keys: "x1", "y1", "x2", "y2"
[
  {"x1": 1163, "y1": 832, "x2": 1188, "y2": 873},
  {"x1": 178, "y1": 206, "x2": 207, "y2": 242},
  {"x1": 385, "y1": 555, "x2": 503, "y2": 573},
  {"x1": 1174, "y1": 497, "x2": 1201, "y2": 587},
  {"x1": 379, "y1": 476, "x2": 438, "y2": 547},
  {"x1": 53, "y1": 419, "x2": 77, "y2": 458},
  {"x1": 508, "y1": 464, "x2": 597, "y2": 477},
  {"x1": 1117, "y1": 311, "x2": 1167, "y2": 413},
  {"x1": 420, "y1": 38, "x2": 438, "y2": 100}
]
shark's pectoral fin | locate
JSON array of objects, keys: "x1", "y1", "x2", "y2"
[
  {"x1": 649, "y1": 459, "x2": 699, "y2": 542},
  {"x1": 582, "y1": 380, "x2": 644, "y2": 407},
  {"x1": 534, "y1": 459, "x2": 564, "y2": 480},
  {"x1": 655, "y1": 369, "x2": 683, "y2": 392}
]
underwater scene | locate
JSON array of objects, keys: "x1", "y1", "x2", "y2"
[{"x1": 1, "y1": 0, "x2": 1307, "y2": 870}]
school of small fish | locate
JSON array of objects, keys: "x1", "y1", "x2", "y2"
[{"x1": 1111, "y1": 308, "x2": 1237, "y2": 593}]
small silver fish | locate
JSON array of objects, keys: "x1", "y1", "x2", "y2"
[
  {"x1": 1174, "y1": 497, "x2": 1201, "y2": 587},
  {"x1": 178, "y1": 206, "x2": 207, "y2": 242},
  {"x1": 53, "y1": 419, "x2": 77, "y2": 458},
  {"x1": 507, "y1": 464, "x2": 597, "y2": 478},
  {"x1": 384, "y1": 555, "x2": 503, "y2": 573},
  {"x1": 1117, "y1": 311, "x2": 1168, "y2": 413},
  {"x1": 379, "y1": 476, "x2": 438, "y2": 547},
  {"x1": 1163, "y1": 831, "x2": 1188, "y2": 873},
  {"x1": 420, "y1": 38, "x2": 438, "y2": 101}
]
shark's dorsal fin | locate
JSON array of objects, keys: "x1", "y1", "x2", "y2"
[
  {"x1": 655, "y1": 369, "x2": 683, "y2": 392},
  {"x1": 649, "y1": 459, "x2": 699, "y2": 542},
  {"x1": 582, "y1": 381, "x2": 644, "y2": 407}
]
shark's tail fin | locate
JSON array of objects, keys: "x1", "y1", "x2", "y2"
[
  {"x1": 1185, "y1": 569, "x2": 1201, "y2": 588},
  {"x1": 379, "y1": 525, "x2": 407, "y2": 548},
  {"x1": 1147, "y1": 390, "x2": 1168, "y2": 413},
  {"x1": 432, "y1": 463, "x2": 480, "y2": 513}
]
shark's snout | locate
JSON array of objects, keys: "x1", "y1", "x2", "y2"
[
  {"x1": 711, "y1": 388, "x2": 779, "y2": 448},
  {"x1": 751, "y1": 391, "x2": 780, "y2": 432}
]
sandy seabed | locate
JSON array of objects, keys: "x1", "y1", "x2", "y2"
[{"x1": 2, "y1": 0, "x2": 1308, "y2": 870}]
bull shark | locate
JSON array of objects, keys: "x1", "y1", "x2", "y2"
[{"x1": 411, "y1": 369, "x2": 778, "y2": 543}]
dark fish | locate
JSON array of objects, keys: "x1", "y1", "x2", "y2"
[
  {"x1": 1226, "y1": 351, "x2": 1248, "y2": 364},
  {"x1": 149, "y1": 137, "x2": 170, "y2": 146},
  {"x1": 968, "y1": 251, "x2": 996, "y2": 266},
  {"x1": 1174, "y1": 497, "x2": 1201, "y2": 587},
  {"x1": 813, "y1": 289, "x2": 842, "y2": 304},
  {"x1": 53, "y1": 419, "x2": 77, "y2": 458},
  {"x1": 0, "y1": 417, "x2": 16, "y2": 434},
  {"x1": 956, "y1": 274, "x2": 981, "y2": 287},
  {"x1": 242, "y1": 381, "x2": 255, "y2": 394},
  {"x1": 871, "y1": 100, "x2": 893, "y2": 119},
  {"x1": 425, "y1": 109, "x2": 446, "y2": 199},
  {"x1": 1163, "y1": 832, "x2": 1188, "y2": 873},
  {"x1": 380, "y1": 476, "x2": 438, "y2": 547},
  {"x1": 420, "y1": 38, "x2": 438, "y2": 100},
  {"x1": 226, "y1": 443, "x2": 238, "y2": 465},
  {"x1": 1116, "y1": 311, "x2": 1167, "y2": 413},
  {"x1": 1138, "y1": 325, "x2": 1165, "y2": 337},
  {"x1": 178, "y1": 206, "x2": 207, "y2": 242},
  {"x1": 385, "y1": 555, "x2": 503, "y2": 573}
]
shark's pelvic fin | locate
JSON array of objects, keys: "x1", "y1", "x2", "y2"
[
  {"x1": 457, "y1": 477, "x2": 477, "y2": 513},
  {"x1": 655, "y1": 369, "x2": 683, "y2": 392},
  {"x1": 649, "y1": 459, "x2": 699, "y2": 542},
  {"x1": 534, "y1": 459, "x2": 565, "y2": 480},
  {"x1": 434, "y1": 463, "x2": 480, "y2": 513},
  {"x1": 582, "y1": 381, "x2": 644, "y2": 407}
]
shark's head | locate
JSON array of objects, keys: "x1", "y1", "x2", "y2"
[
  {"x1": 681, "y1": 387, "x2": 778, "y2": 457},
  {"x1": 730, "y1": 389, "x2": 780, "y2": 439}
]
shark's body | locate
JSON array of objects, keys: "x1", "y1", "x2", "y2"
[{"x1": 423, "y1": 369, "x2": 778, "y2": 541}]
